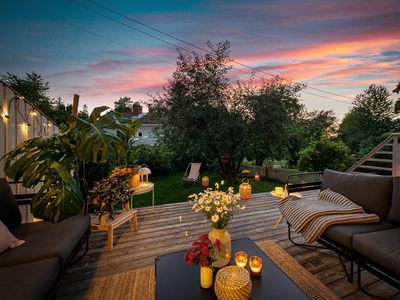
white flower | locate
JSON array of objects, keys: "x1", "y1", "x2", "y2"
[
  {"x1": 195, "y1": 208, "x2": 199, "y2": 212},
  {"x1": 217, "y1": 207, "x2": 223, "y2": 213},
  {"x1": 211, "y1": 214, "x2": 219, "y2": 223},
  {"x1": 241, "y1": 206, "x2": 246, "y2": 210},
  {"x1": 205, "y1": 206, "x2": 211, "y2": 212},
  {"x1": 214, "y1": 200, "x2": 220, "y2": 206},
  {"x1": 199, "y1": 199, "x2": 204, "y2": 205}
]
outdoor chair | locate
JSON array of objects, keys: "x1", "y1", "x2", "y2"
[{"x1": 181, "y1": 163, "x2": 202, "y2": 186}]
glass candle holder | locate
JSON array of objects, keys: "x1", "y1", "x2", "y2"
[
  {"x1": 249, "y1": 256, "x2": 262, "y2": 277},
  {"x1": 235, "y1": 251, "x2": 248, "y2": 268},
  {"x1": 275, "y1": 187, "x2": 283, "y2": 196}
]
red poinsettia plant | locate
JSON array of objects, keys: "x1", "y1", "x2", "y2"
[{"x1": 184, "y1": 234, "x2": 221, "y2": 271}]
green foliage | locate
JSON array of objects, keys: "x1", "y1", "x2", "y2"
[
  {"x1": 149, "y1": 41, "x2": 305, "y2": 182},
  {"x1": 2, "y1": 107, "x2": 137, "y2": 222},
  {"x1": 297, "y1": 135, "x2": 356, "y2": 172},
  {"x1": 114, "y1": 96, "x2": 134, "y2": 112},
  {"x1": 135, "y1": 143, "x2": 173, "y2": 176},
  {"x1": 339, "y1": 84, "x2": 399, "y2": 152},
  {"x1": 116, "y1": 119, "x2": 143, "y2": 167}
]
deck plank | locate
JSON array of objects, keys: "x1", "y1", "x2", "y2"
[{"x1": 57, "y1": 191, "x2": 399, "y2": 299}]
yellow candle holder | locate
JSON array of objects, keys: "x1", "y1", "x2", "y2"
[
  {"x1": 249, "y1": 256, "x2": 262, "y2": 277},
  {"x1": 235, "y1": 251, "x2": 248, "y2": 268},
  {"x1": 275, "y1": 187, "x2": 283, "y2": 196}
]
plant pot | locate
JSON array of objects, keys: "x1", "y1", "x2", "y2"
[
  {"x1": 208, "y1": 227, "x2": 231, "y2": 268},
  {"x1": 129, "y1": 165, "x2": 141, "y2": 188}
]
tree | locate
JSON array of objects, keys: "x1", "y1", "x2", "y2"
[
  {"x1": 339, "y1": 84, "x2": 399, "y2": 152},
  {"x1": 114, "y1": 96, "x2": 133, "y2": 112},
  {"x1": 394, "y1": 82, "x2": 400, "y2": 114},
  {"x1": 1, "y1": 72, "x2": 77, "y2": 126},
  {"x1": 149, "y1": 41, "x2": 305, "y2": 181},
  {"x1": 77, "y1": 104, "x2": 90, "y2": 122}
]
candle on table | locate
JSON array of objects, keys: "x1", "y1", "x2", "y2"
[
  {"x1": 249, "y1": 256, "x2": 262, "y2": 277},
  {"x1": 235, "y1": 251, "x2": 248, "y2": 268}
]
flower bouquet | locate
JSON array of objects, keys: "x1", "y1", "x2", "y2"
[
  {"x1": 188, "y1": 181, "x2": 245, "y2": 229},
  {"x1": 184, "y1": 234, "x2": 221, "y2": 271}
]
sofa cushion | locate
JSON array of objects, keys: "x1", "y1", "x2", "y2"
[
  {"x1": 321, "y1": 170, "x2": 393, "y2": 219},
  {"x1": 353, "y1": 228, "x2": 400, "y2": 278},
  {"x1": 321, "y1": 220, "x2": 395, "y2": 249},
  {"x1": 388, "y1": 177, "x2": 400, "y2": 226},
  {"x1": 0, "y1": 258, "x2": 59, "y2": 300},
  {"x1": 0, "y1": 178, "x2": 22, "y2": 230},
  {"x1": 0, "y1": 215, "x2": 90, "y2": 268},
  {"x1": 0, "y1": 220, "x2": 24, "y2": 254}
]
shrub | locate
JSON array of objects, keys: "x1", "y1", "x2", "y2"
[
  {"x1": 297, "y1": 135, "x2": 356, "y2": 172},
  {"x1": 135, "y1": 143, "x2": 173, "y2": 176}
]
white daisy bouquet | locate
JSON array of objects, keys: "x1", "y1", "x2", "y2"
[{"x1": 188, "y1": 181, "x2": 245, "y2": 229}]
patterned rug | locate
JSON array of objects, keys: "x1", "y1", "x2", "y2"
[{"x1": 89, "y1": 240, "x2": 339, "y2": 300}]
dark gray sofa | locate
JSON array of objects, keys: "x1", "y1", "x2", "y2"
[
  {"x1": 0, "y1": 179, "x2": 91, "y2": 300},
  {"x1": 286, "y1": 170, "x2": 400, "y2": 291}
]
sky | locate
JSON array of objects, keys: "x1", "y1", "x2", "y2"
[{"x1": 1, "y1": 0, "x2": 400, "y2": 120}]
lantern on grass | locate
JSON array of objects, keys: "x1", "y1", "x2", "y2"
[
  {"x1": 202, "y1": 176, "x2": 209, "y2": 187},
  {"x1": 254, "y1": 173, "x2": 260, "y2": 181},
  {"x1": 138, "y1": 164, "x2": 151, "y2": 187},
  {"x1": 239, "y1": 178, "x2": 251, "y2": 200}
]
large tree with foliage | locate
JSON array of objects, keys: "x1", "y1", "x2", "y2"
[
  {"x1": 114, "y1": 96, "x2": 134, "y2": 112},
  {"x1": 149, "y1": 41, "x2": 305, "y2": 181},
  {"x1": 339, "y1": 84, "x2": 399, "y2": 152}
]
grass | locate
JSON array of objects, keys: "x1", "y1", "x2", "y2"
[{"x1": 130, "y1": 171, "x2": 279, "y2": 208}]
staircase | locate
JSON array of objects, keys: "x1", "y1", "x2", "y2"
[{"x1": 347, "y1": 133, "x2": 400, "y2": 176}]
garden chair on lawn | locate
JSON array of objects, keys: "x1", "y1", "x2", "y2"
[{"x1": 181, "y1": 163, "x2": 202, "y2": 186}]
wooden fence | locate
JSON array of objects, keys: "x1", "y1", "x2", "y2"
[{"x1": 240, "y1": 164, "x2": 301, "y2": 183}]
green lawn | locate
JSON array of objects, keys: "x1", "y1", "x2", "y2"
[{"x1": 130, "y1": 171, "x2": 280, "y2": 208}]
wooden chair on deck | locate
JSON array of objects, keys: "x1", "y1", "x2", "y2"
[{"x1": 181, "y1": 163, "x2": 202, "y2": 186}]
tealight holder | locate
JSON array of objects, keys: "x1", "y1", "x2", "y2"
[
  {"x1": 249, "y1": 256, "x2": 262, "y2": 277},
  {"x1": 275, "y1": 187, "x2": 283, "y2": 196},
  {"x1": 235, "y1": 251, "x2": 248, "y2": 268}
]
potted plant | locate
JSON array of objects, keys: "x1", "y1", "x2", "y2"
[{"x1": 2, "y1": 106, "x2": 138, "y2": 223}]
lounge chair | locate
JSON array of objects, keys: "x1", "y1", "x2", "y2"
[{"x1": 181, "y1": 163, "x2": 201, "y2": 186}]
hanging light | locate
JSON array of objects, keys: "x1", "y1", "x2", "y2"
[{"x1": 138, "y1": 164, "x2": 152, "y2": 187}]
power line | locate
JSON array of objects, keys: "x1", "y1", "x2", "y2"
[
  {"x1": 10, "y1": 0, "x2": 175, "y2": 67},
  {"x1": 87, "y1": 0, "x2": 355, "y2": 103}
]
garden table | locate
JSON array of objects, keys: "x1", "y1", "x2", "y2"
[{"x1": 130, "y1": 182, "x2": 155, "y2": 213}]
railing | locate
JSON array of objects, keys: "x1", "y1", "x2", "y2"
[
  {"x1": 240, "y1": 164, "x2": 302, "y2": 183},
  {"x1": 347, "y1": 133, "x2": 400, "y2": 176}
]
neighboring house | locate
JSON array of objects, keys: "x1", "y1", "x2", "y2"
[{"x1": 121, "y1": 104, "x2": 166, "y2": 146}]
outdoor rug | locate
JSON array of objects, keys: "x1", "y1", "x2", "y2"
[{"x1": 89, "y1": 240, "x2": 339, "y2": 300}]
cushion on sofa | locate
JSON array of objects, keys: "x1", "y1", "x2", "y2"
[
  {"x1": 0, "y1": 220, "x2": 24, "y2": 254},
  {"x1": 0, "y1": 258, "x2": 59, "y2": 300},
  {"x1": 387, "y1": 177, "x2": 400, "y2": 226},
  {"x1": 353, "y1": 228, "x2": 400, "y2": 278},
  {"x1": 321, "y1": 170, "x2": 393, "y2": 219},
  {"x1": 321, "y1": 220, "x2": 396, "y2": 249},
  {"x1": 0, "y1": 215, "x2": 90, "y2": 268},
  {"x1": 0, "y1": 178, "x2": 22, "y2": 230}
]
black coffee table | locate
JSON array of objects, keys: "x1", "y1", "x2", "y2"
[{"x1": 155, "y1": 238, "x2": 311, "y2": 299}]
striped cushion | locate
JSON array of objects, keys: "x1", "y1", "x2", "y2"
[{"x1": 317, "y1": 188, "x2": 357, "y2": 207}]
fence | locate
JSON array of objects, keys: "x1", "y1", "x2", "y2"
[
  {"x1": 1, "y1": 80, "x2": 59, "y2": 222},
  {"x1": 240, "y1": 164, "x2": 301, "y2": 183}
]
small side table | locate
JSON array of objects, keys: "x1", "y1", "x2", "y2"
[
  {"x1": 130, "y1": 182, "x2": 155, "y2": 213},
  {"x1": 271, "y1": 190, "x2": 302, "y2": 229}
]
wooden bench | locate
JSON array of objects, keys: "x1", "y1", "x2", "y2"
[{"x1": 91, "y1": 202, "x2": 138, "y2": 251}]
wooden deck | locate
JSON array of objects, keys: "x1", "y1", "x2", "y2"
[{"x1": 57, "y1": 191, "x2": 400, "y2": 299}]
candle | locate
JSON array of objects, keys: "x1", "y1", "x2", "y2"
[
  {"x1": 254, "y1": 174, "x2": 260, "y2": 181},
  {"x1": 235, "y1": 251, "x2": 248, "y2": 268},
  {"x1": 275, "y1": 187, "x2": 283, "y2": 196},
  {"x1": 249, "y1": 256, "x2": 262, "y2": 277}
]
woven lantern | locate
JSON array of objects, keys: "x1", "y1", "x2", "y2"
[
  {"x1": 202, "y1": 176, "x2": 209, "y2": 187},
  {"x1": 239, "y1": 178, "x2": 251, "y2": 200}
]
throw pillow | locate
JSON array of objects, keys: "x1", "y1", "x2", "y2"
[
  {"x1": 0, "y1": 220, "x2": 25, "y2": 254},
  {"x1": 318, "y1": 188, "x2": 361, "y2": 209},
  {"x1": 0, "y1": 178, "x2": 22, "y2": 230}
]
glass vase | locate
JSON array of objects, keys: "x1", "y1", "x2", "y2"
[
  {"x1": 208, "y1": 227, "x2": 231, "y2": 268},
  {"x1": 200, "y1": 266, "x2": 213, "y2": 289}
]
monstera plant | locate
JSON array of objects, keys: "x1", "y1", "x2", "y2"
[{"x1": 2, "y1": 106, "x2": 137, "y2": 223}]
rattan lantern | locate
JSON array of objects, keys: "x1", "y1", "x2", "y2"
[
  {"x1": 254, "y1": 173, "x2": 260, "y2": 181},
  {"x1": 202, "y1": 176, "x2": 209, "y2": 187},
  {"x1": 239, "y1": 178, "x2": 251, "y2": 200}
]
